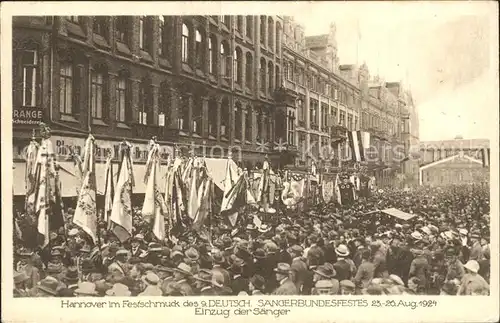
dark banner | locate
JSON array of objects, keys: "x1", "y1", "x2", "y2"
[{"x1": 13, "y1": 106, "x2": 43, "y2": 125}]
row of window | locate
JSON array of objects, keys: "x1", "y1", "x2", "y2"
[
  {"x1": 295, "y1": 96, "x2": 359, "y2": 131},
  {"x1": 361, "y1": 111, "x2": 397, "y2": 136}
]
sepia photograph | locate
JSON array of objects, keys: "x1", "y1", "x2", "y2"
[{"x1": 2, "y1": 2, "x2": 498, "y2": 322}]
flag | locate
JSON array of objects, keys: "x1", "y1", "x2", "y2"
[
  {"x1": 73, "y1": 134, "x2": 98, "y2": 244},
  {"x1": 103, "y1": 156, "x2": 115, "y2": 225},
  {"x1": 193, "y1": 169, "x2": 213, "y2": 232},
  {"x1": 334, "y1": 174, "x2": 342, "y2": 205},
  {"x1": 348, "y1": 131, "x2": 367, "y2": 162},
  {"x1": 142, "y1": 141, "x2": 167, "y2": 241},
  {"x1": 35, "y1": 136, "x2": 65, "y2": 247},
  {"x1": 187, "y1": 158, "x2": 200, "y2": 220},
  {"x1": 481, "y1": 148, "x2": 490, "y2": 167},
  {"x1": 24, "y1": 136, "x2": 39, "y2": 217},
  {"x1": 221, "y1": 157, "x2": 239, "y2": 226},
  {"x1": 109, "y1": 142, "x2": 134, "y2": 243}
]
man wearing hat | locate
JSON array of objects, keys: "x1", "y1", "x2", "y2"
[
  {"x1": 34, "y1": 276, "x2": 60, "y2": 297},
  {"x1": 74, "y1": 281, "x2": 99, "y2": 297},
  {"x1": 288, "y1": 245, "x2": 307, "y2": 294},
  {"x1": 340, "y1": 280, "x2": 356, "y2": 295},
  {"x1": 212, "y1": 251, "x2": 231, "y2": 287},
  {"x1": 272, "y1": 263, "x2": 298, "y2": 295},
  {"x1": 468, "y1": 231, "x2": 484, "y2": 261},
  {"x1": 108, "y1": 249, "x2": 129, "y2": 276},
  {"x1": 408, "y1": 246, "x2": 430, "y2": 292},
  {"x1": 193, "y1": 269, "x2": 219, "y2": 296},
  {"x1": 353, "y1": 249, "x2": 375, "y2": 289},
  {"x1": 312, "y1": 280, "x2": 336, "y2": 295},
  {"x1": 61, "y1": 266, "x2": 80, "y2": 291},
  {"x1": 264, "y1": 241, "x2": 280, "y2": 293},
  {"x1": 184, "y1": 247, "x2": 201, "y2": 275},
  {"x1": 13, "y1": 271, "x2": 30, "y2": 297},
  {"x1": 15, "y1": 249, "x2": 40, "y2": 290},
  {"x1": 249, "y1": 274, "x2": 266, "y2": 295},
  {"x1": 333, "y1": 244, "x2": 353, "y2": 281},
  {"x1": 443, "y1": 247, "x2": 465, "y2": 283},
  {"x1": 312, "y1": 264, "x2": 339, "y2": 295},
  {"x1": 230, "y1": 258, "x2": 249, "y2": 295},
  {"x1": 139, "y1": 272, "x2": 162, "y2": 296},
  {"x1": 130, "y1": 234, "x2": 147, "y2": 258},
  {"x1": 457, "y1": 260, "x2": 489, "y2": 295},
  {"x1": 106, "y1": 283, "x2": 132, "y2": 296},
  {"x1": 172, "y1": 262, "x2": 194, "y2": 296},
  {"x1": 46, "y1": 248, "x2": 66, "y2": 279}
]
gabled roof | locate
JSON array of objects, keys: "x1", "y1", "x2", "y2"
[{"x1": 419, "y1": 153, "x2": 483, "y2": 171}]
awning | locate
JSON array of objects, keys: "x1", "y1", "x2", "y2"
[
  {"x1": 381, "y1": 208, "x2": 416, "y2": 221},
  {"x1": 14, "y1": 161, "x2": 150, "y2": 197}
]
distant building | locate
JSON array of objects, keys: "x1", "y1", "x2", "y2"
[{"x1": 418, "y1": 137, "x2": 489, "y2": 186}]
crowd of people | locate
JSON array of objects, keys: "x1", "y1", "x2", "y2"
[{"x1": 13, "y1": 182, "x2": 490, "y2": 297}]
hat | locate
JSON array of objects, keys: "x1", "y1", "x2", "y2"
[
  {"x1": 184, "y1": 247, "x2": 200, "y2": 261},
  {"x1": 258, "y1": 224, "x2": 272, "y2": 233},
  {"x1": 458, "y1": 228, "x2": 468, "y2": 236},
  {"x1": 362, "y1": 284, "x2": 385, "y2": 295},
  {"x1": 212, "y1": 251, "x2": 226, "y2": 264},
  {"x1": 340, "y1": 280, "x2": 356, "y2": 289},
  {"x1": 264, "y1": 241, "x2": 278, "y2": 254},
  {"x1": 315, "y1": 280, "x2": 334, "y2": 289},
  {"x1": 106, "y1": 283, "x2": 131, "y2": 296},
  {"x1": 74, "y1": 282, "x2": 98, "y2": 296},
  {"x1": 246, "y1": 223, "x2": 257, "y2": 231},
  {"x1": 287, "y1": 245, "x2": 304, "y2": 256},
  {"x1": 411, "y1": 231, "x2": 423, "y2": 241},
  {"x1": 173, "y1": 263, "x2": 192, "y2": 276},
  {"x1": 193, "y1": 269, "x2": 214, "y2": 285},
  {"x1": 230, "y1": 258, "x2": 245, "y2": 273},
  {"x1": 444, "y1": 247, "x2": 457, "y2": 257},
  {"x1": 142, "y1": 272, "x2": 160, "y2": 286},
  {"x1": 148, "y1": 242, "x2": 163, "y2": 252},
  {"x1": 37, "y1": 277, "x2": 59, "y2": 296},
  {"x1": 274, "y1": 263, "x2": 291, "y2": 275},
  {"x1": 313, "y1": 264, "x2": 336, "y2": 279},
  {"x1": 335, "y1": 244, "x2": 350, "y2": 257},
  {"x1": 389, "y1": 274, "x2": 404, "y2": 286},
  {"x1": 250, "y1": 274, "x2": 266, "y2": 290},
  {"x1": 80, "y1": 245, "x2": 92, "y2": 253},
  {"x1": 16, "y1": 248, "x2": 34, "y2": 257},
  {"x1": 116, "y1": 249, "x2": 129, "y2": 257},
  {"x1": 420, "y1": 227, "x2": 432, "y2": 236},
  {"x1": 470, "y1": 231, "x2": 481, "y2": 239},
  {"x1": 252, "y1": 248, "x2": 267, "y2": 259},
  {"x1": 63, "y1": 267, "x2": 80, "y2": 284},
  {"x1": 463, "y1": 260, "x2": 480, "y2": 273},
  {"x1": 51, "y1": 249, "x2": 62, "y2": 257},
  {"x1": 68, "y1": 228, "x2": 79, "y2": 237},
  {"x1": 14, "y1": 271, "x2": 29, "y2": 284},
  {"x1": 132, "y1": 234, "x2": 145, "y2": 242},
  {"x1": 170, "y1": 250, "x2": 184, "y2": 259},
  {"x1": 394, "y1": 224, "x2": 403, "y2": 229}
]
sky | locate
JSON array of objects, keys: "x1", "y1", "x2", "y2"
[{"x1": 292, "y1": 1, "x2": 498, "y2": 141}]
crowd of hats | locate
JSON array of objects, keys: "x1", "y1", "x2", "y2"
[{"x1": 12, "y1": 183, "x2": 490, "y2": 297}]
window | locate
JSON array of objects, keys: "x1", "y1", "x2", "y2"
[
  {"x1": 159, "y1": 82, "x2": 170, "y2": 127},
  {"x1": 297, "y1": 67, "x2": 304, "y2": 85},
  {"x1": 139, "y1": 16, "x2": 146, "y2": 50},
  {"x1": 22, "y1": 50, "x2": 37, "y2": 107},
  {"x1": 195, "y1": 29, "x2": 204, "y2": 69},
  {"x1": 138, "y1": 81, "x2": 151, "y2": 125},
  {"x1": 178, "y1": 94, "x2": 189, "y2": 131},
  {"x1": 245, "y1": 52, "x2": 253, "y2": 89},
  {"x1": 276, "y1": 22, "x2": 282, "y2": 54},
  {"x1": 208, "y1": 98, "x2": 217, "y2": 137},
  {"x1": 158, "y1": 16, "x2": 164, "y2": 56},
  {"x1": 93, "y1": 16, "x2": 108, "y2": 38},
  {"x1": 297, "y1": 97, "x2": 304, "y2": 124},
  {"x1": 220, "y1": 41, "x2": 230, "y2": 78},
  {"x1": 310, "y1": 99, "x2": 318, "y2": 128},
  {"x1": 246, "y1": 16, "x2": 253, "y2": 39},
  {"x1": 321, "y1": 103, "x2": 328, "y2": 130},
  {"x1": 220, "y1": 16, "x2": 230, "y2": 26},
  {"x1": 181, "y1": 23, "x2": 190, "y2": 63},
  {"x1": 116, "y1": 76, "x2": 127, "y2": 122},
  {"x1": 286, "y1": 61, "x2": 294, "y2": 81},
  {"x1": 347, "y1": 114, "x2": 353, "y2": 131},
  {"x1": 267, "y1": 17, "x2": 274, "y2": 50},
  {"x1": 260, "y1": 16, "x2": 266, "y2": 45},
  {"x1": 245, "y1": 108, "x2": 252, "y2": 141},
  {"x1": 116, "y1": 16, "x2": 129, "y2": 43},
  {"x1": 193, "y1": 96, "x2": 202, "y2": 135},
  {"x1": 259, "y1": 58, "x2": 266, "y2": 91},
  {"x1": 266, "y1": 110, "x2": 273, "y2": 142},
  {"x1": 339, "y1": 111, "x2": 346, "y2": 127},
  {"x1": 268, "y1": 62, "x2": 274, "y2": 92},
  {"x1": 275, "y1": 66, "x2": 280, "y2": 89},
  {"x1": 90, "y1": 70, "x2": 104, "y2": 119},
  {"x1": 59, "y1": 63, "x2": 73, "y2": 115},
  {"x1": 287, "y1": 111, "x2": 295, "y2": 145},
  {"x1": 208, "y1": 35, "x2": 216, "y2": 74},
  {"x1": 256, "y1": 108, "x2": 263, "y2": 141},
  {"x1": 234, "y1": 48, "x2": 242, "y2": 85},
  {"x1": 237, "y1": 16, "x2": 244, "y2": 33},
  {"x1": 221, "y1": 98, "x2": 229, "y2": 137},
  {"x1": 234, "y1": 102, "x2": 242, "y2": 141}
]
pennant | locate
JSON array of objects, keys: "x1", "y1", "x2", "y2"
[
  {"x1": 187, "y1": 158, "x2": 200, "y2": 220},
  {"x1": 109, "y1": 142, "x2": 134, "y2": 243},
  {"x1": 103, "y1": 157, "x2": 115, "y2": 225},
  {"x1": 24, "y1": 137, "x2": 39, "y2": 217}
]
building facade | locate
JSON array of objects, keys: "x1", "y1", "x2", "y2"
[{"x1": 277, "y1": 17, "x2": 418, "y2": 187}]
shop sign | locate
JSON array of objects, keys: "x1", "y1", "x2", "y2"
[{"x1": 13, "y1": 107, "x2": 43, "y2": 125}]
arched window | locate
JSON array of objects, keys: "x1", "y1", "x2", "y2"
[
  {"x1": 181, "y1": 23, "x2": 190, "y2": 63},
  {"x1": 260, "y1": 16, "x2": 266, "y2": 45},
  {"x1": 260, "y1": 58, "x2": 266, "y2": 91},
  {"x1": 268, "y1": 61, "x2": 274, "y2": 92},
  {"x1": 246, "y1": 16, "x2": 253, "y2": 40},
  {"x1": 245, "y1": 52, "x2": 253, "y2": 89},
  {"x1": 267, "y1": 17, "x2": 274, "y2": 50},
  {"x1": 208, "y1": 98, "x2": 217, "y2": 137},
  {"x1": 233, "y1": 47, "x2": 243, "y2": 85},
  {"x1": 256, "y1": 107, "x2": 263, "y2": 142},
  {"x1": 220, "y1": 41, "x2": 230, "y2": 78},
  {"x1": 208, "y1": 35, "x2": 217, "y2": 75},
  {"x1": 116, "y1": 16, "x2": 130, "y2": 44},
  {"x1": 275, "y1": 65, "x2": 280, "y2": 89},
  {"x1": 276, "y1": 22, "x2": 282, "y2": 55},
  {"x1": 195, "y1": 28, "x2": 204, "y2": 69},
  {"x1": 221, "y1": 97, "x2": 229, "y2": 137},
  {"x1": 234, "y1": 102, "x2": 243, "y2": 141}
]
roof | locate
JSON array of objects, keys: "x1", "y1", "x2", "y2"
[
  {"x1": 419, "y1": 153, "x2": 483, "y2": 171},
  {"x1": 420, "y1": 139, "x2": 489, "y2": 150}
]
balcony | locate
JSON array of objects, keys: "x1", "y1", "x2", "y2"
[{"x1": 331, "y1": 124, "x2": 348, "y2": 138}]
